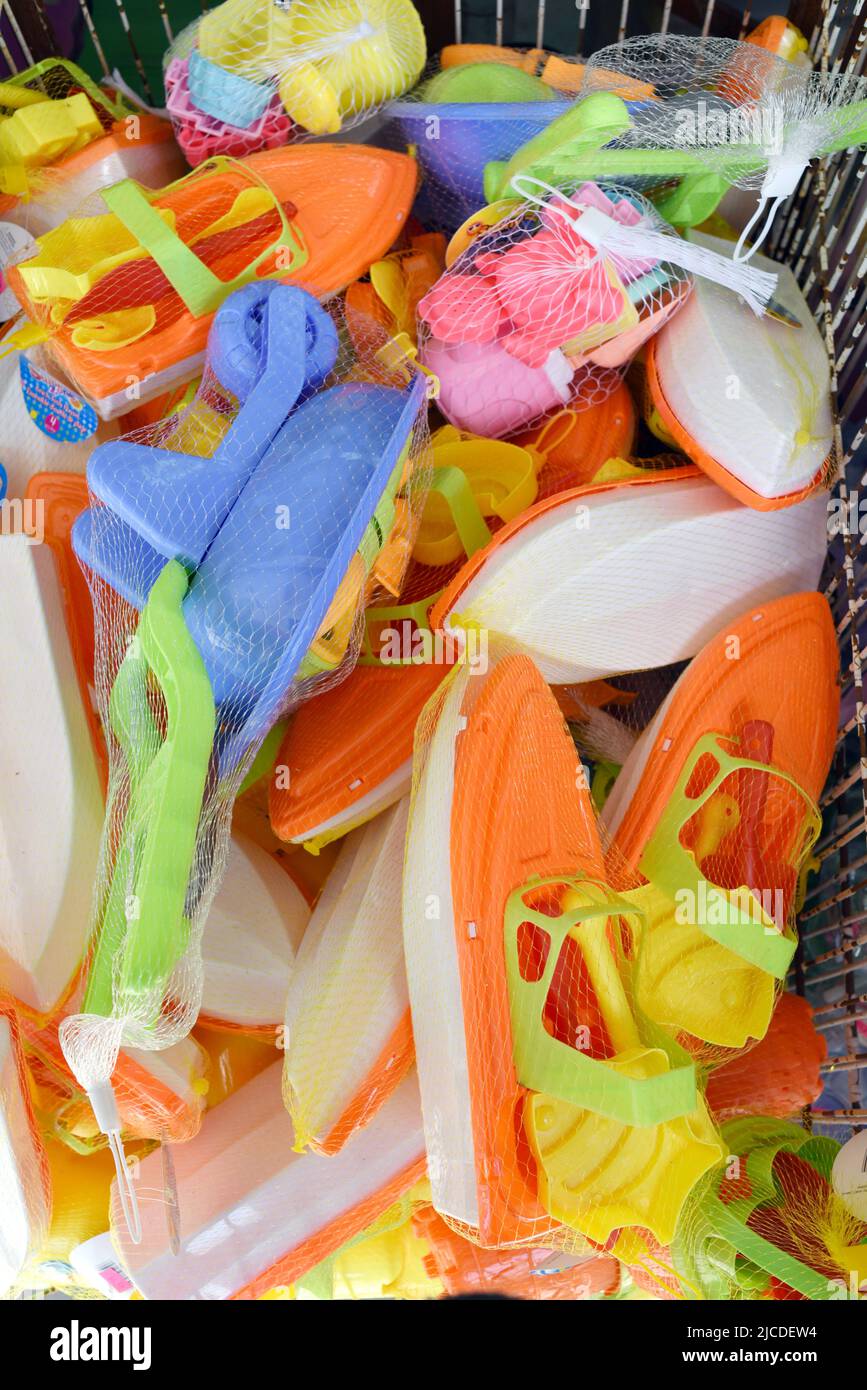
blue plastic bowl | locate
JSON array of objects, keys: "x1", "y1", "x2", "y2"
[{"x1": 381, "y1": 100, "x2": 573, "y2": 230}]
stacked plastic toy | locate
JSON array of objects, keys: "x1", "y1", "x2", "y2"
[{"x1": 0, "y1": 7, "x2": 866, "y2": 1303}]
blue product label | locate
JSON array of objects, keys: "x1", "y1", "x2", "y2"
[{"x1": 19, "y1": 357, "x2": 98, "y2": 443}]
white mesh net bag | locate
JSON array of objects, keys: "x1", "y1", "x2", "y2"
[
  {"x1": 0, "y1": 147, "x2": 421, "y2": 420},
  {"x1": 57, "y1": 277, "x2": 430, "y2": 1241},
  {"x1": 578, "y1": 34, "x2": 867, "y2": 259},
  {"x1": 415, "y1": 177, "x2": 777, "y2": 440},
  {"x1": 164, "y1": 0, "x2": 427, "y2": 164},
  {"x1": 281, "y1": 797, "x2": 412, "y2": 1155}
]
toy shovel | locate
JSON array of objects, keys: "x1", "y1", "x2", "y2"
[
  {"x1": 83, "y1": 282, "x2": 339, "y2": 581},
  {"x1": 83, "y1": 559, "x2": 215, "y2": 1023},
  {"x1": 483, "y1": 92, "x2": 736, "y2": 227}
]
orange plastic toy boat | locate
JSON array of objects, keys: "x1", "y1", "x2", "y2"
[
  {"x1": 269, "y1": 383, "x2": 636, "y2": 850},
  {"x1": 604, "y1": 592, "x2": 839, "y2": 881},
  {"x1": 602, "y1": 593, "x2": 839, "y2": 1056},
  {"x1": 403, "y1": 653, "x2": 719, "y2": 1247},
  {"x1": 7, "y1": 145, "x2": 418, "y2": 417}
]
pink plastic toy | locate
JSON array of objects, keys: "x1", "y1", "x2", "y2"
[
  {"x1": 418, "y1": 182, "x2": 693, "y2": 436},
  {"x1": 164, "y1": 58, "x2": 294, "y2": 167},
  {"x1": 423, "y1": 336, "x2": 574, "y2": 437}
]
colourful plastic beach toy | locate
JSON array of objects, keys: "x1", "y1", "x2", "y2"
[
  {"x1": 647, "y1": 230, "x2": 833, "y2": 508},
  {"x1": 5, "y1": 145, "x2": 419, "y2": 417},
  {"x1": 70, "y1": 285, "x2": 423, "y2": 1056},
  {"x1": 432, "y1": 473, "x2": 829, "y2": 685},
  {"x1": 282, "y1": 800, "x2": 414, "y2": 1154},
  {"x1": 268, "y1": 386, "x2": 635, "y2": 852},
  {"x1": 603, "y1": 594, "x2": 839, "y2": 1055},
  {"x1": 403, "y1": 652, "x2": 723, "y2": 1247},
  {"x1": 186, "y1": 0, "x2": 426, "y2": 135}
]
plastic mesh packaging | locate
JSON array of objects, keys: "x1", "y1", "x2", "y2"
[
  {"x1": 403, "y1": 646, "x2": 726, "y2": 1253},
  {"x1": 19, "y1": 1010, "x2": 210, "y2": 1148},
  {"x1": 281, "y1": 798, "x2": 413, "y2": 1154},
  {"x1": 414, "y1": 1204, "x2": 622, "y2": 1300},
  {"x1": 267, "y1": 383, "x2": 638, "y2": 854},
  {"x1": 110, "y1": 1062, "x2": 426, "y2": 1299},
  {"x1": 1, "y1": 143, "x2": 419, "y2": 418},
  {"x1": 163, "y1": 0, "x2": 427, "y2": 161},
  {"x1": 431, "y1": 472, "x2": 829, "y2": 687},
  {"x1": 600, "y1": 591, "x2": 838, "y2": 1075},
  {"x1": 671, "y1": 1118, "x2": 867, "y2": 1300},
  {"x1": 646, "y1": 230, "x2": 834, "y2": 509},
  {"x1": 0, "y1": 59, "x2": 186, "y2": 237},
  {"x1": 578, "y1": 35, "x2": 867, "y2": 258},
  {"x1": 403, "y1": 588, "x2": 838, "y2": 1253},
  {"x1": 416, "y1": 178, "x2": 777, "y2": 440},
  {"x1": 705, "y1": 993, "x2": 827, "y2": 1123},
  {"x1": 54, "y1": 278, "x2": 429, "y2": 1241}
]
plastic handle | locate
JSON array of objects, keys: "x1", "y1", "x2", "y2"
[
  {"x1": 505, "y1": 877, "x2": 697, "y2": 1126},
  {"x1": 484, "y1": 91, "x2": 633, "y2": 202},
  {"x1": 103, "y1": 178, "x2": 227, "y2": 319},
  {"x1": 83, "y1": 560, "x2": 216, "y2": 1020},
  {"x1": 424, "y1": 465, "x2": 493, "y2": 560},
  {"x1": 699, "y1": 1195, "x2": 835, "y2": 1300},
  {"x1": 636, "y1": 732, "x2": 819, "y2": 979}
]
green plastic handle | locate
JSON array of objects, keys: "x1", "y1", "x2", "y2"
[
  {"x1": 103, "y1": 179, "x2": 228, "y2": 319},
  {"x1": 699, "y1": 1195, "x2": 835, "y2": 1300},
  {"x1": 84, "y1": 560, "x2": 216, "y2": 1020},
  {"x1": 505, "y1": 876, "x2": 698, "y2": 1126},
  {"x1": 636, "y1": 733, "x2": 819, "y2": 979},
  {"x1": 103, "y1": 162, "x2": 308, "y2": 320},
  {"x1": 426, "y1": 464, "x2": 494, "y2": 559},
  {"x1": 484, "y1": 91, "x2": 633, "y2": 203}
]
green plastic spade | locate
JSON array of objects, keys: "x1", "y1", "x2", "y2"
[{"x1": 84, "y1": 559, "x2": 216, "y2": 1022}]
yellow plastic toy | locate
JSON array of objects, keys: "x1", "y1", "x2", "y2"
[
  {"x1": 624, "y1": 878, "x2": 780, "y2": 1052},
  {"x1": 0, "y1": 92, "x2": 102, "y2": 168},
  {"x1": 197, "y1": 0, "x2": 426, "y2": 136},
  {"x1": 0, "y1": 91, "x2": 102, "y2": 195},
  {"x1": 525, "y1": 1067, "x2": 724, "y2": 1251},
  {"x1": 331, "y1": 1213, "x2": 441, "y2": 1299},
  {"x1": 412, "y1": 424, "x2": 544, "y2": 567}
]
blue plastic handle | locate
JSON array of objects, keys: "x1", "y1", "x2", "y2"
[
  {"x1": 187, "y1": 375, "x2": 426, "y2": 772},
  {"x1": 86, "y1": 285, "x2": 339, "y2": 572}
]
